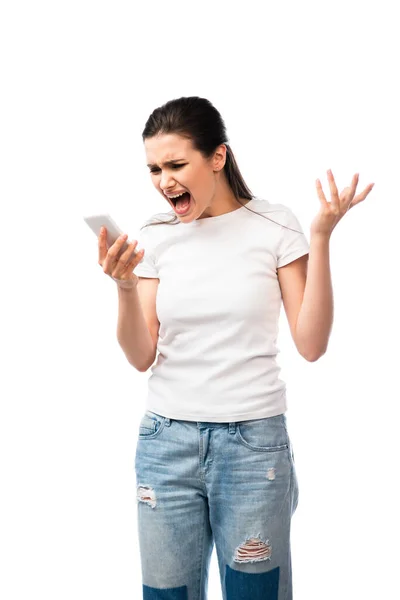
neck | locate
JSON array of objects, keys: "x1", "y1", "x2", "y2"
[{"x1": 197, "y1": 175, "x2": 250, "y2": 219}]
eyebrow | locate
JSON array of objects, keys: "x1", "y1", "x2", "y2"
[{"x1": 147, "y1": 159, "x2": 186, "y2": 168}]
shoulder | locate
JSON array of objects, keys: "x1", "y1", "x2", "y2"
[
  {"x1": 140, "y1": 209, "x2": 176, "y2": 230},
  {"x1": 136, "y1": 210, "x2": 179, "y2": 240},
  {"x1": 249, "y1": 197, "x2": 303, "y2": 225}
]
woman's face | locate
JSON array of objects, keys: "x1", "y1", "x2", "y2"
[{"x1": 144, "y1": 133, "x2": 226, "y2": 221}]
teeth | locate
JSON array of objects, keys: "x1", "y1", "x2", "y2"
[{"x1": 168, "y1": 192, "x2": 186, "y2": 199}]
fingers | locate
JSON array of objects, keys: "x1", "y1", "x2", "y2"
[
  {"x1": 98, "y1": 227, "x2": 144, "y2": 278},
  {"x1": 349, "y1": 173, "x2": 359, "y2": 197},
  {"x1": 98, "y1": 228, "x2": 127, "y2": 267},
  {"x1": 119, "y1": 238, "x2": 140, "y2": 263},
  {"x1": 109, "y1": 243, "x2": 144, "y2": 281},
  {"x1": 350, "y1": 184, "x2": 375, "y2": 208},
  {"x1": 315, "y1": 179, "x2": 329, "y2": 208},
  {"x1": 98, "y1": 227, "x2": 108, "y2": 265},
  {"x1": 327, "y1": 169, "x2": 339, "y2": 203},
  {"x1": 113, "y1": 240, "x2": 143, "y2": 275}
]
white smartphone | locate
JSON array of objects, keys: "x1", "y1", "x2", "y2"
[{"x1": 83, "y1": 213, "x2": 144, "y2": 262}]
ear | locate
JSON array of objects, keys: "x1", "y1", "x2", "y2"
[{"x1": 212, "y1": 144, "x2": 227, "y2": 172}]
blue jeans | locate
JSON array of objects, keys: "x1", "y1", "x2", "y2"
[{"x1": 134, "y1": 410, "x2": 299, "y2": 600}]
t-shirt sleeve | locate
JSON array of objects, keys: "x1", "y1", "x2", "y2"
[
  {"x1": 132, "y1": 222, "x2": 159, "y2": 278},
  {"x1": 276, "y1": 207, "x2": 309, "y2": 268}
]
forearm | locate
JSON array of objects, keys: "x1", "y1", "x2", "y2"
[
  {"x1": 116, "y1": 285, "x2": 155, "y2": 371},
  {"x1": 295, "y1": 233, "x2": 333, "y2": 361}
]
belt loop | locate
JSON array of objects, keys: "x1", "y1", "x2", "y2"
[
  {"x1": 228, "y1": 422, "x2": 236, "y2": 434},
  {"x1": 164, "y1": 417, "x2": 171, "y2": 427}
]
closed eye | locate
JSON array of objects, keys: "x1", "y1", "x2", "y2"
[{"x1": 149, "y1": 164, "x2": 186, "y2": 174}]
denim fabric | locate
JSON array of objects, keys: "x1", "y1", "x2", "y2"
[{"x1": 135, "y1": 411, "x2": 299, "y2": 600}]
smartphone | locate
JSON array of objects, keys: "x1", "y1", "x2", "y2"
[{"x1": 83, "y1": 213, "x2": 143, "y2": 262}]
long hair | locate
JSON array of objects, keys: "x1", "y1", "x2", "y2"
[{"x1": 141, "y1": 96, "x2": 302, "y2": 235}]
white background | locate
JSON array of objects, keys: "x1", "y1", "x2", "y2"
[{"x1": 1, "y1": 1, "x2": 399, "y2": 598}]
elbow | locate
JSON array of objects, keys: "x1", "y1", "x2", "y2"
[
  {"x1": 304, "y1": 353, "x2": 321, "y2": 362},
  {"x1": 130, "y1": 358, "x2": 150, "y2": 372},
  {"x1": 135, "y1": 352, "x2": 156, "y2": 373},
  {"x1": 302, "y1": 347, "x2": 327, "y2": 362},
  {"x1": 296, "y1": 340, "x2": 327, "y2": 362}
]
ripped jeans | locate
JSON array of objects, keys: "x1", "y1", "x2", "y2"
[{"x1": 134, "y1": 411, "x2": 299, "y2": 600}]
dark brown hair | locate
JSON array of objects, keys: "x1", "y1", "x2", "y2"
[{"x1": 141, "y1": 96, "x2": 302, "y2": 234}]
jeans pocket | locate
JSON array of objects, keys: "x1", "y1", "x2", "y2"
[
  {"x1": 291, "y1": 448, "x2": 300, "y2": 513},
  {"x1": 138, "y1": 411, "x2": 166, "y2": 440},
  {"x1": 236, "y1": 414, "x2": 290, "y2": 452}
]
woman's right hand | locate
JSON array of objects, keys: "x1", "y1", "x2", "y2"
[{"x1": 98, "y1": 227, "x2": 144, "y2": 289}]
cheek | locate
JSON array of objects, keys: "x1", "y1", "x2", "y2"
[{"x1": 192, "y1": 170, "x2": 214, "y2": 194}]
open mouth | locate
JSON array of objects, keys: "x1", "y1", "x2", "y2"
[
  {"x1": 169, "y1": 191, "x2": 189, "y2": 204},
  {"x1": 169, "y1": 191, "x2": 192, "y2": 214}
]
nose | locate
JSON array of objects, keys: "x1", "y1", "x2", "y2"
[{"x1": 160, "y1": 170, "x2": 176, "y2": 192}]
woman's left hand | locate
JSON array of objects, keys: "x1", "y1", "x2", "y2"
[{"x1": 310, "y1": 170, "x2": 375, "y2": 237}]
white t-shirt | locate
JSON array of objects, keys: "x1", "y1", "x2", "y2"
[{"x1": 132, "y1": 197, "x2": 309, "y2": 422}]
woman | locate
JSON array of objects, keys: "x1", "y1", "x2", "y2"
[{"x1": 98, "y1": 96, "x2": 374, "y2": 599}]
